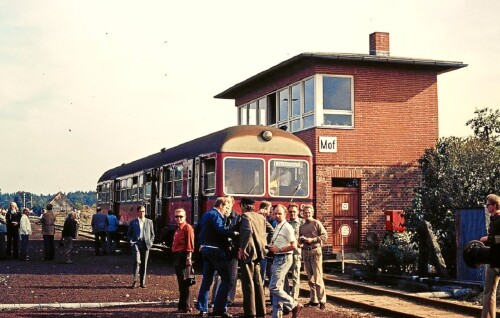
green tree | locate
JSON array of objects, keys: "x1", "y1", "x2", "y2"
[{"x1": 406, "y1": 107, "x2": 500, "y2": 277}]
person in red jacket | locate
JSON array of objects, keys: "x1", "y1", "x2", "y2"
[{"x1": 172, "y1": 208, "x2": 195, "y2": 313}]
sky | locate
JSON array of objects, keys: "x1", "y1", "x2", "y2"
[{"x1": 1, "y1": 0, "x2": 499, "y2": 195}]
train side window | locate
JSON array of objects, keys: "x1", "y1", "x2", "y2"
[
  {"x1": 202, "y1": 158, "x2": 216, "y2": 195},
  {"x1": 145, "y1": 173, "x2": 152, "y2": 199},
  {"x1": 163, "y1": 167, "x2": 173, "y2": 198},
  {"x1": 115, "y1": 181, "x2": 120, "y2": 202},
  {"x1": 174, "y1": 164, "x2": 183, "y2": 197},
  {"x1": 186, "y1": 160, "x2": 193, "y2": 197},
  {"x1": 120, "y1": 179, "x2": 126, "y2": 202},
  {"x1": 223, "y1": 158, "x2": 264, "y2": 196},
  {"x1": 138, "y1": 175, "x2": 144, "y2": 200},
  {"x1": 126, "y1": 178, "x2": 132, "y2": 202},
  {"x1": 131, "y1": 176, "x2": 139, "y2": 202},
  {"x1": 96, "y1": 185, "x2": 103, "y2": 203}
]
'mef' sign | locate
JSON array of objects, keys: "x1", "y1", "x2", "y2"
[{"x1": 319, "y1": 136, "x2": 337, "y2": 153}]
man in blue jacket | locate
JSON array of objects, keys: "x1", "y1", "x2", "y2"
[
  {"x1": 126, "y1": 206, "x2": 154, "y2": 288},
  {"x1": 196, "y1": 197, "x2": 238, "y2": 318}
]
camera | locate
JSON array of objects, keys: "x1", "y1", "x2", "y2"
[
  {"x1": 299, "y1": 236, "x2": 306, "y2": 243},
  {"x1": 463, "y1": 237, "x2": 500, "y2": 269},
  {"x1": 265, "y1": 245, "x2": 270, "y2": 249}
]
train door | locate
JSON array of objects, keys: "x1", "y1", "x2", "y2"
[
  {"x1": 332, "y1": 178, "x2": 360, "y2": 251},
  {"x1": 192, "y1": 157, "x2": 201, "y2": 225}
]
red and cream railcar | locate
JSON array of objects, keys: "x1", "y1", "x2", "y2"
[{"x1": 96, "y1": 125, "x2": 313, "y2": 242}]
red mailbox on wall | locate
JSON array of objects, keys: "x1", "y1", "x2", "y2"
[{"x1": 385, "y1": 210, "x2": 406, "y2": 232}]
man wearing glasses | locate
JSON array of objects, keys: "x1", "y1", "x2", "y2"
[
  {"x1": 196, "y1": 197, "x2": 238, "y2": 318},
  {"x1": 127, "y1": 205, "x2": 155, "y2": 289},
  {"x1": 479, "y1": 194, "x2": 500, "y2": 318},
  {"x1": 172, "y1": 208, "x2": 195, "y2": 313}
]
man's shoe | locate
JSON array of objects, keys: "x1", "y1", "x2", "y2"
[
  {"x1": 140, "y1": 284, "x2": 146, "y2": 288},
  {"x1": 199, "y1": 311, "x2": 208, "y2": 317},
  {"x1": 291, "y1": 303, "x2": 303, "y2": 318},
  {"x1": 130, "y1": 282, "x2": 137, "y2": 289},
  {"x1": 304, "y1": 302, "x2": 319, "y2": 307},
  {"x1": 64, "y1": 260, "x2": 73, "y2": 264},
  {"x1": 319, "y1": 303, "x2": 326, "y2": 310}
]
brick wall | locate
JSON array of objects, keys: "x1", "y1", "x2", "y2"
[{"x1": 313, "y1": 164, "x2": 421, "y2": 250}]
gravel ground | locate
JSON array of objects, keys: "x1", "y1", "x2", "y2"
[{"x1": 0, "y1": 222, "x2": 378, "y2": 317}]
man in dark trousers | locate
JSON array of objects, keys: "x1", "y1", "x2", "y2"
[
  {"x1": 91, "y1": 207, "x2": 108, "y2": 256},
  {"x1": 238, "y1": 197, "x2": 269, "y2": 318},
  {"x1": 172, "y1": 208, "x2": 195, "y2": 313},
  {"x1": 127, "y1": 205, "x2": 155, "y2": 288}
]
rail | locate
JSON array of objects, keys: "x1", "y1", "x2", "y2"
[{"x1": 300, "y1": 272, "x2": 488, "y2": 317}]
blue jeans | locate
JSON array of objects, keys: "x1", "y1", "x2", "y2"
[
  {"x1": 269, "y1": 254, "x2": 296, "y2": 318},
  {"x1": 196, "y1": 247, "x2": 230, "y2": 313}
]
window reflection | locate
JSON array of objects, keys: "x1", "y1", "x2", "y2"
[
  {"x1": 224, "y1": 158, "x2": 264, "y2": 196},
  {"x1": 269, "y1": 159, "x2": 309, "y2": 197}
]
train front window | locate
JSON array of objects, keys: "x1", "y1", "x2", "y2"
[
  {"x1": 269, "y1": 159, "x2": 309, "y2": 197},
  {"x1": 224, "y1": 158, "x2": 265, "y2": 196}
]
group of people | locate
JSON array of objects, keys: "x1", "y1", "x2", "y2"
[
  {"x1": 159, "y1": 196, "x2": 328, "y2": 318},
  {"x1": 0, "y1": 202, "x2": 79, "y2": 264},
  {"x1": 0, "y1": 202, "x2": 33, "y2": 260},
  {"x1": 91, "y1": 207, "x2": 120, "y2": 256}
]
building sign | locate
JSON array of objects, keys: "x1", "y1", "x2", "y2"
[{"x1": 319, "y1": 136, "x2": 337, "y2": 153}]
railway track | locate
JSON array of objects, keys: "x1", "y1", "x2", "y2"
[{"x1": 302, "y1": 273, "x2": 490, "y2": 318}]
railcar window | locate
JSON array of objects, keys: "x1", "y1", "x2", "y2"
[
  {"x1": 202, "y1": 158, "x2": 216, "y2": 195},
  {"x1": 186, "y1": 160, "x2": 193, "y2": 197},
  {"x1": 120, "y1": 179, "x2": 127, "y2": 202},
  {"x1": 269, "y1": 160, "x2": 309, "y2": 197},
  {"x1": 224, "y1": 158, "x2": 265, "y2": 196},
  {"x1": 174, "y1": 165, "x2": 183, "y2": 197},
  {"x1": 115, "y1": 181, "x2": 120, "y2": 202},
  {"x1": 163, "y1": 168, "x2": 173, "y2": 198},
  {"x1": 132, "y1": 176, "x2": 138, "y2": 202},
  {"x1": 126, "y1": 178, "x2": 132, "y2": 202},
  {"x1": 138, "y1": 175, "x2": 144, "y2": 200},
  {"x1": 145, "y1": 173, "x2": 152, "y2": 199},
  {"x1": 97, "y1": 185, "x2": 103, "y2": 203}
]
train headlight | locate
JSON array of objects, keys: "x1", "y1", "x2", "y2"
[{"x1": 261, "y1": 130, "x2": 273, "y2": 141}]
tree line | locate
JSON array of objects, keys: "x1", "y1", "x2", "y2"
[{"x1": 0, "y1": 191, "x2": 96, "y2": 214}]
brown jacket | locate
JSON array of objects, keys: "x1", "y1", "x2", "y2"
[
  {"x1": 40, "y1": 211, "x2": 56, "y2": 236},
  {"x1": 239, "y1": 211, "x2": 270, "y2": 263}
]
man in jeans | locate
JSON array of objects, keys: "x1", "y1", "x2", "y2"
[
  {"x1": 196, "y1": 197, "x2": 238, "y2": 318},
  {"x1": 268, "y1": 204, "x2": 302, "y2": 318}
]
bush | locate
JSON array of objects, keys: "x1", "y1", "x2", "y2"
[{"x1": 367, "y1": 232, "x2": 418, "y2": 275}]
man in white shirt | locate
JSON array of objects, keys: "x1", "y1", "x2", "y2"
[
  {"x1": 19, "y1": 208, "x2": 32, "y2": 261},
  {"x1": 126, "y1": 206, "x2": 155, "y2": 288},
  {"x1": 268, "y1": 204, "x2": 303, "y2": 318}
]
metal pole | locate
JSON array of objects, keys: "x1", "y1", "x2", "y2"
[{"x1": 341, "y1": 235, "x2": 345, "y2": 274}]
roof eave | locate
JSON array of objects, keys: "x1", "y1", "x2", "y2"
[{"x1": 214, "y1": 53, "x2": 467, "y2": 99}]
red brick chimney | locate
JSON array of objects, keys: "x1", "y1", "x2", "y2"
[{"x1": 369, "y1": 32, "x2": 390, "y2": 56}]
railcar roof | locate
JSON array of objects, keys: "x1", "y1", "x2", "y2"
[{"x1": 97, "y1": 125, "x2": 312, "y2": 182}]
